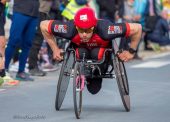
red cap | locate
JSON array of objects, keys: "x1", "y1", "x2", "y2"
[{"x1": 74, "y1": 7, "x2": 97, "y2": 29}]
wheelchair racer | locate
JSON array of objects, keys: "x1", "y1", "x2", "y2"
[{"x1": 40, "y1": 7, "x2": 142, "y2": 94}]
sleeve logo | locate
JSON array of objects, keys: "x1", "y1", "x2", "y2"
[
  {"x1": 108, "y1": 26, "x2": 122, "y2": 34},
  {"x1": 54, "y1": 24, "x2": 67, "y2": 33}
]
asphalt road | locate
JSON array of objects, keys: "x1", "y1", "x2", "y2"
[{"x1": 0, "y1": 52, "x2": 170, "y2": 122}]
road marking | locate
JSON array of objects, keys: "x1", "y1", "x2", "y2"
[
  {"x1": 131, "y1": 61, "x2": 170, "y2": 68},
  {"x1": 143, "y1": 51, "x2": 170, "y2": 60},
  {"x1": 0, "y1": 89, "x2": 6, "y2": 92}
]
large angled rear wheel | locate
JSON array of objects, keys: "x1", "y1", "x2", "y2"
[
  {"x1": 55, "y1": 51, "x2": 75, "y2": 110},
  {"x1": 113, "y1": 56, "x2": 130, "y2": 111}
]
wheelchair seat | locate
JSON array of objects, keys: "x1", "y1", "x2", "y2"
[{"x1": 73, "y1": 48, "x2": 114, "y2": 78}]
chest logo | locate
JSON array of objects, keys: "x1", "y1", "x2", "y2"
[{"x1": 87, "y1": 43, "x2": 98, "y2": 47}]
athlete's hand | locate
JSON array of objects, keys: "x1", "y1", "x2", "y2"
[
  {"x1": 117, "y1": 50, "x2": 134, "y2": 62},
  {"x1": 53, "y1": 48, "x2": 64, "y2": 61}
]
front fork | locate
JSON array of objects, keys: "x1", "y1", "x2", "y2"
[
  {"x1": 76, "y1": 75, "x2": 85, "y2": 91},
  {"x1": 76, "y1": 53, "x2": 86, "y2": 91}
]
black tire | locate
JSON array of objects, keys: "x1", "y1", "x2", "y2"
[
  {"x1": 73, "y1": 62, "x2": 83, "y2": 119},
  {"x1": 55, "y1": 51, "x2": 75, "y2": 110},
  {"x1": 113, "y1": 56, "x2": 130, "y2": 112}
]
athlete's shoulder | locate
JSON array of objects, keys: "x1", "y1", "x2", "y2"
[
  {"x1": 95, "y1": 19, "x2": 127, "y2": 40},
  {"x1": 97, "y1": 19, "x2": 113, "y2": 27},
  {"x1": 50, "y1": 20, "x2": 77, "y2": 39},
  {"x1": 95, "y1": 19, "x2": 113, "y2": 40}
]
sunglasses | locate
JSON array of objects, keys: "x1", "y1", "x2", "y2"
[{"x1": 76, "y1": 27, "x2": 94, "y2": 33}]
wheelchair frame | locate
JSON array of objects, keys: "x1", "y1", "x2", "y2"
[{"x1": 55, "y1": 40, "x2": 130, "y2": 119}]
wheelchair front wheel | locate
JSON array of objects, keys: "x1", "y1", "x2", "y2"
[
  {"x1": 113, "y1": 56, "x2": 130, "y2": 112},
  {"x1": 73, "y1": 62, "x2": 83, "y2": 119}
]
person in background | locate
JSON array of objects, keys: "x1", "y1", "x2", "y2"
[
  {"x1": 143, "y1": 0, "x2": 163, "y2": 50},
  {"x1": 147, "y1": 10, "x2": 170, "y2": 51},
  {"x1": 96, "y1": 0, "x2": 116, "y2": 22},
  {"x1": 49, "y1": 0, "x2": 63, "y2": 20},
  {"x1": 61, "y1": 0, "x2": 91, "y2": 20},
  {"x1": 28, "y1": 0, "x2": 53, "y2": 76},
  {"x1": 133, "y1": 0, "x2": 148, "y2": 59},
  {"x1": 0, "y1": 0, "x2": 19, "y2": 86},
  {"x1": 162, "y1": 0, "x2": 170, "y2": 21},
  {"x1": 114, "y1": 0, "x2": 124, "y2": 22},
  {"x1": 5, "y1": 0, "x2": 39, "y2": 81}
]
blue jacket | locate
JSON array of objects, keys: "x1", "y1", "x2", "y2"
[
  {"x1": 145, "y1": 0, "x2": 159, "y2": 16},
  {"x1": 151, "y1": 17, "x2": 169, "y2": 36}
]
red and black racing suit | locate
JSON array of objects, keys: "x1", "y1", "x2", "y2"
[
  {"x1": 48, "y1": 19, "x2": 130, "y2": 60},
  {"x1": 48, "y1": 19, "x2": 130, "y2": 94}
]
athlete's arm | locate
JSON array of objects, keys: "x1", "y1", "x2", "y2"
[
  {"x1": 118, "y1": 23, "x2": 142, "y2": 62},
  {"x1": 96, "y1": 20, "x2": 142, "y2": 61},
  {"x1": 128, "y1": 23, "x2": 142, "y2": 51},
  {"x1": 40, "y1": 20, "x2": 63, "y2": 61},
  {"x1": 41, "y1": 19, "x2": 77, "y2": 61}
]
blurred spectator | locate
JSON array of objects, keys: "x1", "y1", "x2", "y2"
[
  {"x1": 119, "y1": 0, "x2": 136, "y2": 50},
  {"x1": 147, "y1": 10, "x2": 170, "y2": 50},
  {"x1": 114, "y1": 0, "x2": 124, "y2": 22},
  {"x1": 0, "y1": 1, "x2": 6, "y2": 72},
  {"x1": 0, "y1": 0, "x2": 19, "y2": 86},
  {"x1": 6, "y1": 0, "x2": 13, "y2": 19},
  {"x1": 96, "y1": 0, "x2": 116, "y2": 22},
  {"x1": 49, "y1": 0, "x2": 63, "y2": 20},
  {"x1": 123, "y1": 0, "x2": 138, "y2": 22},
  {"x1": 38, "y1": 41, "x2": 59, "y2": 72},
  {"x1": 145, "y1": 0, "x2": 163, "y2": 16},
  {"x1": 5, "y1": 0, "x2": 39, "y2": 81},
  {"x1": 156, "y1": 0, "x2": 163, "y2": 15},
  {"x1": 88, "y1": 0, "x2": 99, "y2": 17},
  {"x1": 62, "y1": 0, "x2": 90, "y2": 20},
  {"x1": 5, "y1": 0, "x2": 21, "y2": 71},
  {"x1": 133, "y1": 0, "x2": 148, "y2": 59},
  {"x1": 143, "y1": 0, "x2": 163, "y2": 50},
  {"x1": 28, "y1": 0, "x2": 53, "y2": 76},
  {"x1": 134, "y1": 0, "x2": 147, "y2": 27},
  {"x1": 162, "y1": 0, "x2": 170, "y2": 21}
]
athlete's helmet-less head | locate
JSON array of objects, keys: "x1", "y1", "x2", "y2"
[{"x1": 74, "y1": 7, "x2": 97, "y2": 29}]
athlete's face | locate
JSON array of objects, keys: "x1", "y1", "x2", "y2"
[{"x1": 76, "y1": 27, "x2": 94, "y2": 42}]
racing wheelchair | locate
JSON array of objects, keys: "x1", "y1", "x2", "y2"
[{"x1": 55, "y1": 40, "x2": 130, "y2": 119}]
